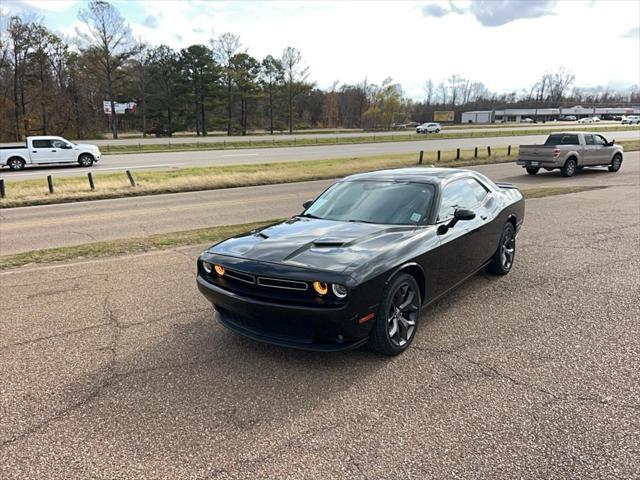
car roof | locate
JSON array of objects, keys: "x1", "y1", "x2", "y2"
[{"x1": 342, "y1": 167, "x2": 476, "y2": 185}]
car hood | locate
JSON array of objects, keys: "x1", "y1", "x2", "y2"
[
  {"x1": 208, "y1": 217, "x2": 419, "y2": 273},
  {"x1": 75, "y1": 143, "x2": 99, "y2": 151}
]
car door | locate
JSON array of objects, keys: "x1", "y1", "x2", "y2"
[
  {"x1": 431, "y1": 178, "x2": 493, "y2": 297},
  {"x1": 582, "y1": 134, "x2": 597, "y2": 165},
  {"x1": 592, "y1": 134, "x2": 612, "y2": 165},
  {"x1": 29, "y1": 139, "x2": 55, "y2": 163},
  {"x1": 50, "y1": 138, "x2": 76, "y2": 163}
]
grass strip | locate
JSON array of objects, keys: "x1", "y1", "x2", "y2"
[
  {"x1": 0, "y1": 185, "x2": 607, "y2": 271},
  {"x1": 4, "y1": 140, "x2": 638, "y2": 208},
  {"x1": 99, "y1": 125, "x2": 639, "y2": 155}
]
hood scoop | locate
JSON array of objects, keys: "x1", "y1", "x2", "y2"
[{"x1": 312, "y1": 237, "x2": 347, "y2": 248}]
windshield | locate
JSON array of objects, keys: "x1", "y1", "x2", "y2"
[{"x1": 303, "y1": 180, "x2": 435, "y2": 225}]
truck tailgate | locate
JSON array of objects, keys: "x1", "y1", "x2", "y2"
[{"x1": 518, "y1": 145, "x2": 556, "y2": 161}]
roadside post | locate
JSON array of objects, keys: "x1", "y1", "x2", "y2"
[
  {"x1": 487, "y1": 146, "x2": 492, "y2": 156},
  {"x1": 508, "y1": 145, "x2": 512, "y2": 156},
  {"x1": 126, "y1": 170, "x2": 136, "y2": 187},
  {"x1": 474, "y1": 147, "x2": 478, "y2": 158},
  {"x1": 437, "y1": 150, "x2": 441, "y2": 162},
  {"x1": 47, "y1": 175, "x2": 54, "y2": 194},
  {"x1": 88, "y1": 172, "x2": 95, "y2": 190},
  {"x1": 456, "y1": 148, "x2": 460, "y2": 160},
  {"x1": 418, "y1": 150, "x2": 424, "y2": 164},
  {"x1": 0, "y1": 178, "x2": 5, "y2": 198}
]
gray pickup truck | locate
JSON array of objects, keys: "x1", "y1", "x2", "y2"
[{"x1": 517, "y1": 132, "x2": 623, "y2": 177}]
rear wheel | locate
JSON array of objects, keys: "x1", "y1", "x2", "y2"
[
  {"x1": 608, "y1": 154, "x2": 622, "y2": 172},
  {"x1": 487, "y1": 223, "x2": 516, "y2": 276},
  {"x1": 367, "y1": 273, "x2": 421, "y2": 356},
  {"x1": 526, "y1": 167, "x2": 539, "y2": 175},
  {"x1": 8, "y1": 157, "x2": 25, "y2": 171},
  {"x1": 78, "y1": 154, "x2": 94, "y2": 167},
  {"x1": 561, "y1": 158, "x2": 577, "y2": 177}
]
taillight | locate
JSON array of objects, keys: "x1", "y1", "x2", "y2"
[{"x1": 553, "y1": 148, "x2": 561, "y2": 158}]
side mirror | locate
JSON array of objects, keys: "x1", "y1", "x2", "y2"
[
  {"x1": 302, "y1": 200, "x2": 313, "y2": 209},
  {"x1": 438, "y1": 208, "x2": 476, "y2": 235},
  {"x1": 454, "y1": 208, "x2": 476, "y2": 221}
]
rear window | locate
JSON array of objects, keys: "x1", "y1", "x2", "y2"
[{"x1": 544, "y1": 134, "x2": 579, "y2": 146}]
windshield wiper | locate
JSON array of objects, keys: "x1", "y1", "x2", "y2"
[{"x1": 298, "y1": 213, "x2": 322, "y2": 219}]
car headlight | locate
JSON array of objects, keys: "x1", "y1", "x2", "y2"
[
  {"x1": 202, "y1": 262, "x2": 213, "y2": 274},
  {"x1": 214, "y1": 265, "x2": 225, "y2": 276},
  {"x1": 332, "y1": 284, "x2": 348, "y2": 299},
  {"x1": 312, "y1": 281, "x2": 328, "y2": 295}
]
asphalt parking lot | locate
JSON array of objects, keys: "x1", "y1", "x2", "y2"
[{"x1": 1, "y1": 184, "x2": 639, "y2": 479}]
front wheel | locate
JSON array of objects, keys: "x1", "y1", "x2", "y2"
[
  {"x1": 608, "y1": 154, "x2": 622, "y2": 172},
  {"x1": 78, "y1": 154, "x2": 94, "y2": 167},
  {"x1": 487, "y1": 223, "x2": 516, "y2": 276},
  {"x1": 526, "y1": 167, "x2": 539, "y2": 175},
  {"x1": 561, "y1": 158, "x2": 577, "y2": 177},
  {"x1": 367, "y1": 273, "x2": 421, "y2": 356}
]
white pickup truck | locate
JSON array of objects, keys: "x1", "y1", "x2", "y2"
[{"x1": 0, "y1": 136, "x2": 101, "y2": 171}]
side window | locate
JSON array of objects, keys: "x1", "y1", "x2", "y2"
[
  {"x1": 51, "y1": 139, "x2": 66, "y2": 148},
  {"x1": 561, "y1": 135, "x2": 579, "y2": 145},
  {"x1": 32, "y1": 139, "x2": 53, "y2": 148},
  {"x1": 438, "y1": 178, "x2": 488, "y2": 220},
  {"x1": 593, "y1": 135, "x2": 606, "y2": 146},
  {"x1": 584, "y1": 135, "x2": 594, "y2": 145}
]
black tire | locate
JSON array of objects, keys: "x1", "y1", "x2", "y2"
[
  {"x1": 487, "y1": 223, "x2": 516, "y2": 276},
  {"x1": 78, "y1": 154, "x2": 94, "y2": 167},
  {"x1": 435, "y1": 129, "x2": 440, "y2": 133},
  {"x1": 561, "y1": 158, "x2": 577, "y2": 177},
  {"x1": 526, "y1": 167, "x2": 540, "y2": 175},
  {"x1": 7, "y1": 157, "x2": 26, "y2": 171},
  {"x1": 367, "y1": 273, "x2": 421, "y2": 356},
  {"x1": 608, "y1": 154, "x2": 622, "y2": 172}
]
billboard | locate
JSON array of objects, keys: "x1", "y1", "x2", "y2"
[
  {"x1": 103, "y1": 101, "x2": 137, "y2": 115},
  {"x1": 434, "y1": 111, "x2": 454, "y2": 122}
]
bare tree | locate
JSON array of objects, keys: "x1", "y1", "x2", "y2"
[
  {"x1": 281, "y1": 46, "x2": 308, "y2": 134},
  {"x1": 78, "y1": 0, "x2": 135, "y2": 139},
  {"x1": 548, "y1": 67, "x2": 575, "y2": 104},
  {"x1": 211, "y1": 32, "x2": 241, "y2": 135},
  {"x1": 423, "y1": 79, "x2": 434, "y2": 105}
]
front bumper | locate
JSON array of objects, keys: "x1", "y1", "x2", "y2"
[{"x1": 197, "y1": 275, "x2": 372, "y2": 351}]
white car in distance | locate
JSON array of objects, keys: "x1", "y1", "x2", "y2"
[
  {"x1": 416, "y1": 122, "x2": 441, "y2": 134},
  {"x1": 0, "y1": 136, "x2": 101, "y2": 170}
]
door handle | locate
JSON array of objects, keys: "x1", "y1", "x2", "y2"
[
  {"x1": 32, "y1": 150, "x2": 37, "y2": 153},
  {"x1": 481, "y1": 215, "x2": 488, "y2": 220},
  {"x1": 51, "y1": 149, "x2": 57, "y2": 152}
]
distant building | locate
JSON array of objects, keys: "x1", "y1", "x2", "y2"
[{"x1": 461, "y1": 105, "x2": 640, "y2": 124}]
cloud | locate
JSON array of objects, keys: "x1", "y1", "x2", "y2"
[
  {"x1": 143, "y1": 15, "x2": 159, "y2": 29},
  {"x1": 621, "y1": 26, "x2": 639, "y2": 38},
  {"x1": 422, "y1": 3, "x2": 450, "y2": 18},
  {"x1": 422, "y1": 0, "x2": 558, "y2": 27},
  {"x1": 469, "y1": 0, "x2": 557, "y2": 27}
]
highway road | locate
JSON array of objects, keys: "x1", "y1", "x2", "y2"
[
  {"x1": 2, "y1": 183, "x2": 638, "y2": 479},
  {"x1": 2, "y1": 152, "x2": 638, "y2": 255},
  {"x1": 0, "y1": 121, "x2": 627, "y2": 148},
  {"x1": 2, "y1": 129, "x2": 638, "y2": 181}
]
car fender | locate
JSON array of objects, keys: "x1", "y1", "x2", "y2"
[
  {"x1": 3, "y1": 152, "x2": 29, "y2": 165},
  {"x1": 383, "y1": 261, "x2": 427, "y2": 303}
]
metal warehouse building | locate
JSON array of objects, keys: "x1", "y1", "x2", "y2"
[{"x1": 461, "y1": 105, "x2": 640, "y2": 124}]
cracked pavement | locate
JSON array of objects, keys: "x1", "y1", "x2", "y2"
[{"x1": 1, "y1": 184, "x2": 639, "y2": 479}]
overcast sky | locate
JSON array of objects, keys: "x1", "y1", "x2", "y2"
[{"x1": 2, "y1": 0, "x2": 639, "y2": 98}]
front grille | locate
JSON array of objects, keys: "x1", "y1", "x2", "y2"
[
  {"x1": 225, "y1": 268, "x2": 255, "y2": 284},
  {"x1": 257, "y1": 276, "x2": 309, "y2": 291}
]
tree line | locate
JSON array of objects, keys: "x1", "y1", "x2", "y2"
[{"x1": 1, "y1": 0, "x2": 638, "y2": 141}]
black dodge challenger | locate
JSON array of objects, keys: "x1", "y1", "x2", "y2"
[{"x1": 197, "y1": 167, "x2": 524, "y2": 355}]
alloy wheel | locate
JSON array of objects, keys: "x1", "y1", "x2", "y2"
[
  {"x1": 501, "y1": 228, "x2": 516, "y2": 270},
  {"x1": 387, "y1": 283, "x2": 419, "y2": 347}
]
